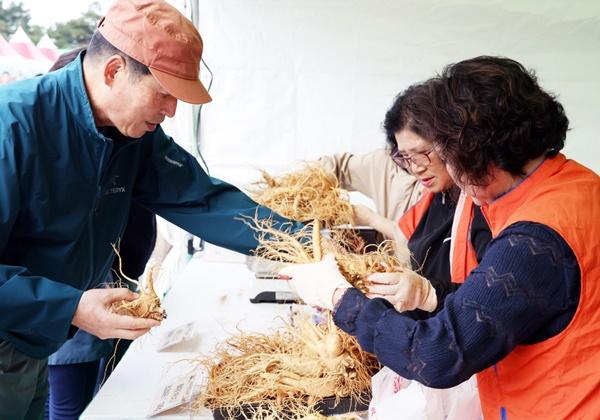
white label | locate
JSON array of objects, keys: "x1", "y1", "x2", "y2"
[
  {"x1": 156, "y1": 322, "x2": 197, "y2": 351},
  {"x1": 148, "y1": 371, "x2": 205, "y2": 417}
]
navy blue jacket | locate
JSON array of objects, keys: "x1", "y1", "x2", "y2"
[{"x1": 0, "y1": 55, "x2": 296, "y2": 359}]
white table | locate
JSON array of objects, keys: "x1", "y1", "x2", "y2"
[{"x1": 81, "y1": 247, "x2": 306, "y2": 419}]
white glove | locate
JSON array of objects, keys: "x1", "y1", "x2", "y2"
[
  {"x1": 279, "y1": 254, "x2": 352, "y2": 310},
  {"x1": 366, "y1": 271, "x2": 437, "y2": 312}
]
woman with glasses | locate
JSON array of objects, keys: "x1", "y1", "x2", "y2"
[
  {"x1": 289, "y1": 80, "x2": 489, "y2": 419},
  {"x1": 310, "y1": 81, "x2": 491, "y2": 319},
  {"x1": 282, "y1": 56, "x2": 600, "y2": 419},
  {"x1": 364, "y1": 81, "x2": 491, "y2": 319},
  {"x1": 312, "y1": 81, "x2": 491, "y2": 319}
]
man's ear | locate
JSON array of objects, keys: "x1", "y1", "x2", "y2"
[{"x1": 102, "y1": 54, "x2": 127, "y2": 87}]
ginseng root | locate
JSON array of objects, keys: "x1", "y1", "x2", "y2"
[
  {"x1": 195, "y1": 315, "x2": 379, "y2": 419},
  {"x1": 109, "y1": 243, "x2": 166, "y2": 321}
]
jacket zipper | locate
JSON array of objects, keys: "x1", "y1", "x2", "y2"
[
  {"x1": 94, "y1": 139, "x2": 112, "y2": 213},
  {"x1": 88, "y1": 138, "x2": 139, "y2": 288}
]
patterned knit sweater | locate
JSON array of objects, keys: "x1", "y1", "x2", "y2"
[{"x1": 333, "y1": 221, "x2": 580, "y2": 387}]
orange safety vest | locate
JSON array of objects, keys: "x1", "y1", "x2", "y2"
[
  {"x1": 476, "y1": 154, "x2": 600, "y2": 419},
  {"x1": 397, "y1": 191, "x2": 478, "y2": 283}
]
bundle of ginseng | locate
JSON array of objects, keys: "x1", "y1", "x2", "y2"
[
  {"x1": 195, "y1": 316, "x2": 379, "y2": 419},
  {"x1": 248, "y1": 164, "x2": 376, "y2": 254},
  {"x1": 249, "y1": 164, "x2": 354, "y2": 227}
]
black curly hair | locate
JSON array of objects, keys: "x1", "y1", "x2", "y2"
[
  {"x1": 431, "y1": 56, "x2": 569, "y2": 186},
  {"x1": 383, "y1": 78, "x2": 442, "y2": 151}
]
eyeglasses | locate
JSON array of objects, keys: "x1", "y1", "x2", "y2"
[{"x1": 391, "y1": 146, "x2": 436, "y2": 169}]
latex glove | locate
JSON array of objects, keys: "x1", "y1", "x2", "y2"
[
  {"x1": 72, "y1": 288, "x2": 161, "y2": 340},
  {"x1": 279, "y1": 254, "x2": 352, "y2": 310},
  {"x1": 366, "y1": 270, "x2": 437, "y2": 312}
]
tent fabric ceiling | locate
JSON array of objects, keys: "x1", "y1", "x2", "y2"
[{"x1": 167, "y1": 0, "x2": 600, "y2": 186}]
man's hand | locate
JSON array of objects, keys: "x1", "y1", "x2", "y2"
[
  {"x1": 279, "y1": 254, "x2": 352, "y2": 310},
  {"x1": 72, "y1": 288, "x2": 161, "y2": 340},
  {"x1": 366, "y1": 271, "x2": 437, "y2": 312}
]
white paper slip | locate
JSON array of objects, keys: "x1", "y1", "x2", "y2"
[
  {"x1": 156, "y1": 322, "x2": 197, "y2": 351},
  {"x1": 148, "y1": 371, "x2": 205, "y2": 417}
]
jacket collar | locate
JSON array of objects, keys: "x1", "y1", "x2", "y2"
[{"x1": 55, "y1": 51, "x2": 108, "y2": 142}]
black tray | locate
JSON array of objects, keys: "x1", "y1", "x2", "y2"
[{"x1": 212, "y1": 391, "x2": 370, "y2": 419}]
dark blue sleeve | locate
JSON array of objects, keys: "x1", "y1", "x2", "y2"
[
  {"x1": 0, "y1": 127, "x2": 83, "y2": 358},
  {"x1": 333, "y1": 222, "x2": 580, "y2": 388},
  {"x1": 133, "y1": 128, "x2": 303, "y2": 255}
]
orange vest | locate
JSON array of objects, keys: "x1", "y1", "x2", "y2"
[
  {"x1": 398, "y1": 191, "x2": 478, "y2": 283},
  {"x1": 476, "y1": 154, "x2": 600, "y2": 419}
]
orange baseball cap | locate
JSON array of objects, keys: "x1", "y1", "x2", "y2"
[{"x1": 98, "y1": 0, "x2": 211, "y2": 104}]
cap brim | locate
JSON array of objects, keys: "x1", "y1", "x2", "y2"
[{"x1": 149, "y1": 68, "x2": 212, "y2": 105}]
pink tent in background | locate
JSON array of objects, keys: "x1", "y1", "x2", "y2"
[
  {"x1": 37, "y1": 34, "x2": 60, "y2": 63},
  {"x1": 9, "y1": 26, "x2": 51, "y2": 62},
  {"x1": 0, "y1": 33, "x2": 20, "y2": 58},
  {"x1": 1, "y1": 32, "x2": 35, "y2": 81}
]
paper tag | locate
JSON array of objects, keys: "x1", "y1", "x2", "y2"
[
  {"x1": 148, "y1": 371, "x2": 205, "y2": 417},
  {"x1": 156, "y1": 322, "x2": 197, "y2": 351}
]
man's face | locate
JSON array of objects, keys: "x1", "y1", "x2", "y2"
[{"x1": 108, "y1": 68, "x2": 178, "y2": 138}]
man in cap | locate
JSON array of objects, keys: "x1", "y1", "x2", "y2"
[{"x1": 0, "y1": 1, "x2": 299, "y2": 417}]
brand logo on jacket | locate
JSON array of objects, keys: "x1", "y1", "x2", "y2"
[
  {"x1": 107, "y1": 186, "x2": 126, "y2": 194},
  {"x1": 105, "y1": 174, "x2": 126, "y2": 195}
]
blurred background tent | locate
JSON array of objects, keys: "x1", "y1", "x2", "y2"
[
  {"x1": 36, "y1": 33, "x2": 59, "y2": 62},
  {"x1": 0, "y1": 31, "x2": 40, "y2": 79},
  {"x1": 0, "y1": 0, "x2": 102, "y2": 80},
  {"x1": 0, "y1": 32, "x2": 16, "y2": 56},
  {"x1": 10, "y1": 26, "x2": 46, "y2": 60},
  {"x1": 2, "y1": 26, "x2": 51, "y2": 76}
]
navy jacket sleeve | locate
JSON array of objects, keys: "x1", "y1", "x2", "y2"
[
  {"x1": 333, "y1": 222, "x2": 580, "y2": 388},
  {"x1": 133, "y1": 128, "x2": 302, "y2": 255},
  {"x1": 0, "y1": 127, "x2": 83, "y2": 359}
]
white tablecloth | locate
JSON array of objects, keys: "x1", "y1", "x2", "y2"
[{"x1": 81, "y1": 248, "x2": 304, "y2": 419}]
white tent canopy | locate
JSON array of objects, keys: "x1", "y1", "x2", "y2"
[
  {"x1": 164, "y1": 0, "x2": 600, "y2": 187},
  {"x1": 0, "y1": 32, "x2": 47, "y2": 78},
  {"x1": 10, "y1": 26, "x2": 50, "y2": 61},
  {"x1": 37, "y1": 33, "x2": 60, "y2": 63},
  {"x1": 7, "y1": 27, "x2": 51, "y2": 75},
  {"x1": 0, "y1": 33, "x2": 19, "y2": 57}
]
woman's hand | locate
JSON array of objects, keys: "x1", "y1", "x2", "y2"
[
  {"x1": 366, "y1": 271, "x2": 437, "y2": 312},
  {"x1": 279, "y1": 254, "x2": 352, "y2": 310}
]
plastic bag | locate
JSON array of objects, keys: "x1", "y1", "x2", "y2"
[{"x1": 369, "y1": 367, "x2": 482, "y2": 420}]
